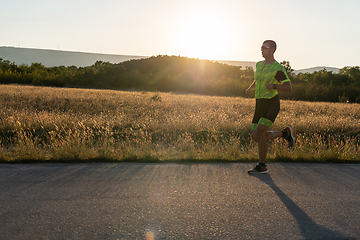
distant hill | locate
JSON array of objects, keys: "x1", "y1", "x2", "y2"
[
  {"x1": 294, "y1": 66, "x2": 340, "y2": 74},
  {"x1": 0, "y1": 46, "x2": 146, "y2": 67},
  {"x1": 0, "y1": 47, "x2": 341, "y2": 73},
  {"x1": 1, "y1": 46, "x2": 257, "y2": 69}
]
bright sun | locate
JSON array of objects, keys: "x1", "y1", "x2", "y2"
[{"x1": 176, "y1": 12, "x2": 232, "y2": 60}]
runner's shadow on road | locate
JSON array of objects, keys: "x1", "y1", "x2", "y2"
[{"x1": 250, "y1": 174, "x2": 354, "y2": 240}]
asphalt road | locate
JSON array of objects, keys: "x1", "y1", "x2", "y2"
[{"x1": 0, "y1": 163, "x2": 359, "y2": 240}]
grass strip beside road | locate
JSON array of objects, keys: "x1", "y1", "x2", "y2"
[{"x1": 0, "y1": 85, "x2": 359, "y2": 163}]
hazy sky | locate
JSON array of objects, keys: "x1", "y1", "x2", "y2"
[{"x1": 1, "y1": 0, "x2": 360, "y2": 69}]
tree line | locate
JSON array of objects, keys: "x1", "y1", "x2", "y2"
[{"x1": 0, "y1": 55, "x2": 359, "y2": 103}]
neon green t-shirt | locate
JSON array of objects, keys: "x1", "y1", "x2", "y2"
[{"x1": 254, "y1": 61, "x2": 290, "y2": 99}]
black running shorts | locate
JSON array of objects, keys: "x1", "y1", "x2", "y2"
[{"x1": 251, "y1": 95, "x2": 280, "y2": 130}]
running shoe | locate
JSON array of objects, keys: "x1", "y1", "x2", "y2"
[
  {"x1": 284, "y1": 125, "x2": 294, "y2": 148},
  {"x1": 248, "y1": 163, "x2": 268, "y2": 174}
]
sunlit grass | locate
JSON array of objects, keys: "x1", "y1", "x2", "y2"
[{"x1": 0, "y1": 84, "x2": 359, "y2": 163}]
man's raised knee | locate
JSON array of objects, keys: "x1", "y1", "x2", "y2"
[{"x1": 252, "y1": 125, "x2": 269, "y2": 142}]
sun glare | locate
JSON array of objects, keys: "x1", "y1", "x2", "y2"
[{"x1": 176, "y1": 12, "x2": 232, "y2": 60}]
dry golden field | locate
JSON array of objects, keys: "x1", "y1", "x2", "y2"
[{"x1": 0, "y1": 84, "x2": 359, "y2": 162}]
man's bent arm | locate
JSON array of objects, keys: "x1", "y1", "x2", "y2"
[{"x1": 265, "y1": 81, "x2": 292, "y2": 92}]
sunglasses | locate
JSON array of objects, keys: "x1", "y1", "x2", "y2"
[{"x1": 261, "y1": 45, "x2": 271, "y2": 50}]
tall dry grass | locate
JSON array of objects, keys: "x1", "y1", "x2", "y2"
[{"x1": 0, "y1": 84, "x2": 359, "y2": 162}]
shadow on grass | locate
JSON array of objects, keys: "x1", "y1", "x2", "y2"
[{"x1": 251, "y1": 174, "x2": 355, "y2": 240}]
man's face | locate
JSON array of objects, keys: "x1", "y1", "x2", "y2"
[{"x1": 261, "y1": 43, "x2": 274, "y2": 58}]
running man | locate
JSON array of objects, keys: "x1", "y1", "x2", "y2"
[{"x1": 246, "y1": 40, "x2": 294, "y2": 174}]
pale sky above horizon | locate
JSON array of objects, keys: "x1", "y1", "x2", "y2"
[{"x1": 1, "y1": 0, "x2": 360, "y2": 70}]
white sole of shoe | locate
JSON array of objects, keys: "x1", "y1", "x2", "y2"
[{"x1": 248, "y1": 170, "x2": 268, "y2": 174}]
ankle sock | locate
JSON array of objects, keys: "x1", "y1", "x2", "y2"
[
  {"x1": 282, "y1": 129, "x2": 289, "y2": 138},
  {"x1": 259, "y1": 162, "x2": 266, "y2": 167}
]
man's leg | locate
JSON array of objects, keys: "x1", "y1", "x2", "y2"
[
  {"x1": 265, "y1": 131, "x2": 283, "y2": 141},
  {"x1": 252, "y1": 124, "x2": 270, "y2": 164},
  {"x1": 249, "y1": 124, "x2": 280, "y2": 174},
  {"x1": 253, "y1": 127, "x2": 284, "y2": 164},
  {"x1": 266, "y1": 128, "x2": 294, "y2": 147}
]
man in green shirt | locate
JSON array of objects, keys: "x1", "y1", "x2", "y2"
[{"x1": 246, "y1": 40, "x2": 294, "y2": 174}]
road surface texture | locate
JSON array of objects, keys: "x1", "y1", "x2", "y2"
[{"x1": 0, "y1": 163, "x2": 359, "y2": 239}]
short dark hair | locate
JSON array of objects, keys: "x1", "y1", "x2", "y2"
[{"x1": 263, "y1": 40, "x2": 277, "y2": 51}]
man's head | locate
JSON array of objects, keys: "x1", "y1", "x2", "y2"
[{"x1": 261, "y1": 40, "x2": 276, "y2": 59}]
